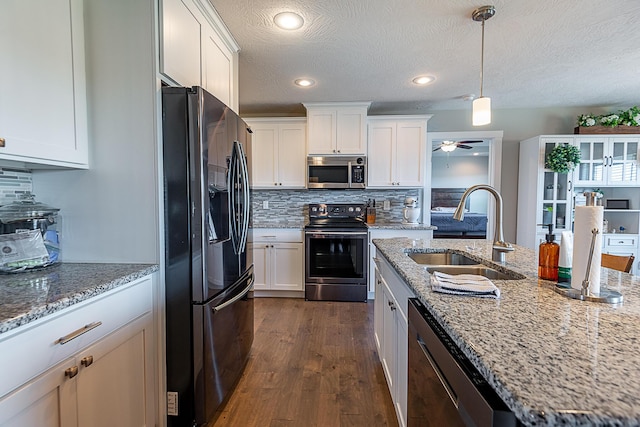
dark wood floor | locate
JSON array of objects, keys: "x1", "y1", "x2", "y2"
[{"x1": 211, "y1": 298, "x2": 398, "y2": 427}]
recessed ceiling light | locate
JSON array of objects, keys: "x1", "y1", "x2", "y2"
[
  {"x1": 412, "y1": 75, "x2": 435, "y2": 85},
  {"x1": 274, "y1": 12, "x2": 304, "y2": 30},
  {"x1": 294, "y1": 78, "x2": 315, "y2": 87}
]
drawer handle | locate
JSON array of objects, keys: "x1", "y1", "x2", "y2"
[
  {"x1": 81, "y1": 355, "x2": 94, "y2": 368},
  {"x1": 56, "y1": 321, "x2": 102, "y2": 345},
  {"x1": 65, "y1": 366, "x2": 79, "y2": 379}
]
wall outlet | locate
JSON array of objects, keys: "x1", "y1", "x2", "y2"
[
  {"x1": 263, "y1": 200, "x2": 269, "y2": 209},
  {"x1": 383, "y1": 200, "x2": 391, "y2": 210}
]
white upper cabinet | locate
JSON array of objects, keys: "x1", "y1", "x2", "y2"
[
  {"x1": 367, "y1": 116, "x2": 429, "y2": 188},
  {"x1": 160, "y1": 0, "x2": 239, "y2": 111},
  {"x1": 245, "y1": 118, "x2": 306, "y2": 189},
  {"x1": 0, "y1": 0, "x2": 88, "y2": 168},
  {"x1": 574, "y1": 136, "x2": 640, "y2": 187},
  {"x1": 304, "y1": 102, "x2": 370, "y2": 155}
]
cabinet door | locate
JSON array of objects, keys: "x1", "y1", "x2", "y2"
[
  {"x1": 307, "y1": 110, "x2": 337, "y2": 154},
  {"x1": 394, "y1": 121, "x2": 425, "y2": 187},
  {"x1": 373, "y1": 268, "x2": 384, "y2": 353},
  {"x1": 202, "y1": 25, "x2": 233, "y2": 108},
  {"x1": 249, "y1": 243, "x2": 270, "y2": 290},
  {"x1": 272, "y1": 243, "x2": 304, "y2": 291},
  {"x1": 380, "y1": 280, "x2": 397, "y2": 394},
  {"x1": 76, "y1": 313, "x2": 154, "y2": 427},
  {"x1": 160, "y1": 0, "x2": 201, "y2": 88},
  {"x1": 367, "y1": 122, "x2": 395, "y2": 187},
  {"x1": 277, "y1": 125, "x2": 306, "y2": 188},
  {"x1": 575, "y1": 137, "x2": 606, "y2": 186},
  {"x1": 0, "y1": 0, "x2": 88, "y2": 168},
  {"x1": 336, "y1": 108, "x2": 367, "y2": 155},
  {"x1": 607, "y1": 137, "x2": 639, "y2": 186},
  {"x1": 250, "y1": 126, "x2": 278, "y2": 188},
  {"x1": 0, "y1": 357, "x2": 77, "y2": 427},
  {"x1": 396, "y1": 316, "x2": 408, "y2": 427}
]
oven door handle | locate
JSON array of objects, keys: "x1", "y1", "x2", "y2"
[{"x1": 306, "y1": 231, "x2": 368, "y2": 237}]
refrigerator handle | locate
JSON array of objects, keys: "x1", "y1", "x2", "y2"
[
  {"x1": 237, "y1": 141, "x2": 250, "y2": 252},
  {"x1": 228, "y1": 143, "x2": 241, "y2": 253},
  {"x1": 212, "y1": 274, "x2": 254, "y2": 313}
]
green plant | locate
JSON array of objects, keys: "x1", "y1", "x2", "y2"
[
  {"x1": 577, "y1": 106, "x2": 640, "y2": 127},
  {"x1": 545, "y1": 144, "x2": 581, "y2": 173}
]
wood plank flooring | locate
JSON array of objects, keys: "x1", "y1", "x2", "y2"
[{"x1": 211, "y1": 298, "x2": 398, "y2": 427}]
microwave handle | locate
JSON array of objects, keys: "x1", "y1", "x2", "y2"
[{"x1": 348, "y1": 161, "x2": 352, "y2": 188}]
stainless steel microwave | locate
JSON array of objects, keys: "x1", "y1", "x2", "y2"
[{"x1": 307, "y1": 156, "x2": 366, "y2": 189}]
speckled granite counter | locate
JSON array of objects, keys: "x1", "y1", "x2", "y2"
[
  {"x1": 373, "y1": 237, "x2": 640, "y2": 427},
  {"x1": 251, "y1": 221, "x2": 305, "y2": 229},
  {"x1": 0, "y1": 263, "x2": 158, "y2": 335},
  {"x1": 367, "y1": 222, "x2": 436, "y2": 230}
]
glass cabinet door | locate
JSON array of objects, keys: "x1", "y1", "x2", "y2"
[
  {"x1": 575, "y1": 138, "x2": 605, "y2": 186},
  {"x1": 540, "y1": 138, "x2": 574, "y2": 236},
  {"x1": 608, "y1": 138, "x2": 639, "y2": 185}
]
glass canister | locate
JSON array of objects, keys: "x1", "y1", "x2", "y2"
[{"x1": 0, "y1": 193, "x2": 61, "y2": 271}]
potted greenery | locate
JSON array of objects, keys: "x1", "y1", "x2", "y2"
[{"x1": 545, "y1": 144, "x2": 581, "y2": 174}]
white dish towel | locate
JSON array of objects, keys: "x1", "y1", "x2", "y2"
[{"x1": 430, "y1": 271, "x2": 501, "y2": 299}]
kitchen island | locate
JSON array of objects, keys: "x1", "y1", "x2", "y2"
[{"x1": 373, "y1": 237, "x2": 640, "y2": 426}]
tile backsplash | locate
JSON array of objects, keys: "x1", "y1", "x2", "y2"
[
  {"x1": 251, "y1": 188, "x2": 422, "y2": 225},
  {"x1": 0, "y1": 168, "x2": 32, "y2": 205}
]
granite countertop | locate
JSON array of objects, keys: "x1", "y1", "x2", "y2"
[
  {"x1": 0, "y1": 263, "x2": 159, "y2": 335},
  {"x1": 373, "y1": 237, "x2": 640, "y2": 427},
  {"x1": 367, "y1": 222, "x2": 436, "y2": 230}
]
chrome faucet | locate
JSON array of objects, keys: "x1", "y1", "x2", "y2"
[{"x1": 453, "y1": 184, "x2": 514, "y2": 263}]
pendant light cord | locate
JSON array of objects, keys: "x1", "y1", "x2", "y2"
[{"x1": 479, "y1": 18, "x2": 485, "y2": 98}]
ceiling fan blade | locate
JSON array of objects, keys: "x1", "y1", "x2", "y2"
[
  {"x1": 432, "y1": 146, "x2": 442, "y2": 152},
  {"x1": 458, "y1": 145, "x2": 473, "y2": 149},
  {"x1": 456, "y1": 140, "x2": 483, "y2": 144}
]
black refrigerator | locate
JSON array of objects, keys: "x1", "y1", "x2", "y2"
[{"x1": 162, "y1": 86, "x2": 254, "y2": 427}]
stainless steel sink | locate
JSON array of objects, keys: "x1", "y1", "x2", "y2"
[
  {"x1": 426, "y1": 265, "x2": 524, "y2": 281},
  {"x1": 407, "y1": 252, "x2": 477, "y2": 266}
]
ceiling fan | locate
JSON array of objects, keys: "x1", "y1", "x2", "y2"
[{"x1": 432, "y1": 140, "x2": 483, "y2": 152}]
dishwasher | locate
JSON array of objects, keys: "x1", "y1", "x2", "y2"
[{"x1": 407, "y1": 298, "x2": 517, "y2": 427}]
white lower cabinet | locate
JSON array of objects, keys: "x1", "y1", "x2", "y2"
[
  {"x1": 374, "y1": 254, "x2": 414, "y2": 427},
  {"x1": 250, "y1": 229, "x2": 304, "y2": 295},
  {"x1": 603, "y1": 233, "x2": 639, "y2": 274},
  {"x1": 0, "y1": 275, "x2": 155, "y2": 427}
]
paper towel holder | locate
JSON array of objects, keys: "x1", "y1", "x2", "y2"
[{"x1": 554, "y1": 227, "x2": 623, "y2": 304}]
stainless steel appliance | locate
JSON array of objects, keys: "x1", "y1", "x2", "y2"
[
  {"x1": 305, "y1": 203, "x2": 368, "y2": 301},
  {"x1": 162, "y1": 86, "x2": 253, "y2": 427},
  {"x1": 408, "y1": 298, "x2": 516, "y2": 426},
  {"x1": 307, "y1": 156, "x2": 366, "y2": 189}
]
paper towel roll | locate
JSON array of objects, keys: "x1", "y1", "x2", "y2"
[{"x1": 571, "y1": 206, "x2": 603, "y2": 294}]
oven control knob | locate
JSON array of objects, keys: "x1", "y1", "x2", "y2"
[
  {"x1": 355, "y1": 207, "x2": 361, "y2": 212},
  {"x1": 348, "y1": 207, "x2": 354, "y2": 212}
]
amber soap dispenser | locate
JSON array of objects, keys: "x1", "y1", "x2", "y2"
[{"x1": 539, "y1": 224, "x2": 559, "y2": 281}]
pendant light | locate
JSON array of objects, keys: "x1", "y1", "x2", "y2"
[{"x1": 472, "y1": 5, "x2": 495, "y2": 126}]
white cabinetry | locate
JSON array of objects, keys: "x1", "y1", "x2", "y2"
[
  {"x1": 373, "y1": 255, "x2": 414, "y2": 427},
  {"x1": 0, "y1": 0, "x2": 88, "y2": 169},
  {"x1": 603, "y1": 233, "x2": 639, "y2": 275},
  {"x1": 517, "y1": 136, "x2": 576, "y2": 249},
  {"x1": 250, "y1": 229, "x2": 304, "y2": 296},
  {"x1": 303, "y1": 102, "x2": 370, "y2": 155},
  {"x1": 367, "y1": 116, "x2": 430, "y2": 188},
  {"x1": 160, "y1": 0, "x2": 239, "y2": 111},
  {"x1": 0, "y1": 275, "x2": 155, "y2": 427},
  {"x1": 245, "y1": 118, "x2": 306, "y2": 189},
  {"x1": 575, "y1": 136, "x2": 640, "y2": 187}
]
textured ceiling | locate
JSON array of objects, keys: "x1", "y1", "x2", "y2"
[{"x1": 210, "y1": 0, "x2": 640, "y2": 116}]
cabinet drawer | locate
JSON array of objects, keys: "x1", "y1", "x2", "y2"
[
  {"x1": 0, "y1": 275, "x2": 153, "y2": 398},
  {"x1": 605, "y1": 235, "x2": 637, "y2": 247},
  {"x1": 250, "y1": 228, "x2": 303, "y2": 243}
]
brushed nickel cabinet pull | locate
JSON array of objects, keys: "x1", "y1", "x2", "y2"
[
  {"x1": 81, "y1": 355, "x2": 94, "y2": 367},
  {"x1": 65, "y1": 366, "x2": 79, "y2": 379},
  {"x1": 0, "y1": 137, "x2": 5, "y2": 147},
  {"x1": 56, "y1": 321, "x2": 102, "y2": 345}
]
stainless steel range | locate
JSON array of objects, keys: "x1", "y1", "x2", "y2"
[{"x1": 305, "y1": 203, "x2": 368, "y2": 302}]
